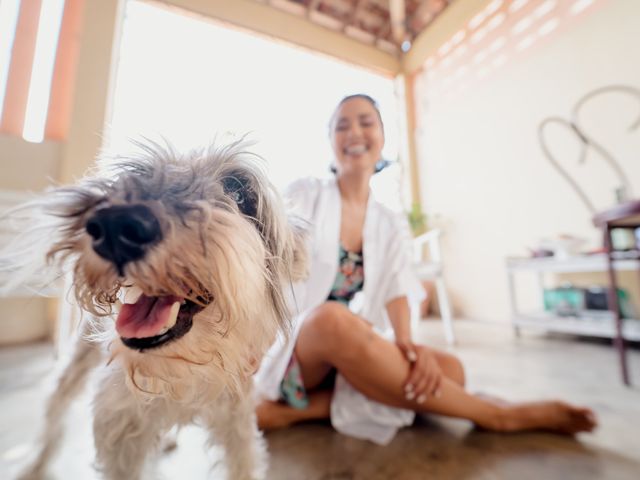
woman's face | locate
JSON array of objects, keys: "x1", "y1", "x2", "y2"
[{"x1": 330, "y1": 97, "x2": 385, "y2": 176}]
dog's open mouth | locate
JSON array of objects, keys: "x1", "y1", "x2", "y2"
[{"x1": 116, "y1": 289, "x2": 207, "y2": 351}]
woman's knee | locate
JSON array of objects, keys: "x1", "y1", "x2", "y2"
[
  {"x1": 304, "y1": 302, "x2": 347, "y2": 333},
  {"x1": 302, "y1": 302, "x2": 363, "y2": 354}
]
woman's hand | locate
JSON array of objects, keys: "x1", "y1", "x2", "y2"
[{"x1": 397, "y1": 341, "x2": 443, "y2": 403}]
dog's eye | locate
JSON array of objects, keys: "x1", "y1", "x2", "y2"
[
  {"x1": 222, "y1": 174, "x2": 256, "y2": 218},
  {"x1": 230, "y1": 190, "x2": 244, "y2": 205},
  {"x1": 222, "y1": 176, "x2": 246, "y2": 206}
]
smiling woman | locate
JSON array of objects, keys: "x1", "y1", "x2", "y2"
[{"x1": 254, "y1": 94, "x2": 597, "y2": 443}]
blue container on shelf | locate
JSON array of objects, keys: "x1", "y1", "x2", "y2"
[{"x1": 543, "y1": 285, "x2": 636, "y2": 319}]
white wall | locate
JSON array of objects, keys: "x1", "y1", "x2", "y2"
[
  {"x1": 0, "y1": 135, "x2": 61, "y2": 190},
  {"x1": 417, "y1": 0, "x2": 640, "y2": 321},
  {"x1": 0, "y1": 135, "x2": 61, "y2": 344}
]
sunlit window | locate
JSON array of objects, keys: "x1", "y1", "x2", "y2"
[
  {"x1": 22, "y1": 0, "x2": 65, "y2": 142},
  {"x1": 108, "y1": 0, "x2": 400, "y2": 199}
]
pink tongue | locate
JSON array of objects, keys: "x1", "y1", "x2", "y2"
[{"x1": 116, "y1": 294, "x2": 182, "y2": 338}]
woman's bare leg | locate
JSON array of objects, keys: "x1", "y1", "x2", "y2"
[
  {"x1": 294, "y1": 303, "x2": 596, "y2": 434},
  {"x1": 256, "y1": 389, "x2": 332, "y2": 431},
  {"x1": 256, "y1": 351, "x2": 461, "y2": 431},
  {"x1": 257, "y1": 348, "x2": 463, "y2": 431},
  {"x1": 293, "y1": 309, "x2": 464, "y2": 390}
]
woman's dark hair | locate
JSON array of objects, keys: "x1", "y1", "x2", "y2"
[
  {"x1": 332, "y1": 94, "x2": 383, "y2": 126},
  {"x1": 329, "y1": 94, "x2": 389, "y2": 174}
]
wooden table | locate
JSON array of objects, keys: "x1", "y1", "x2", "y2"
[{"x1": 593, "y1": 200, "x2": 640, "y2": 386}]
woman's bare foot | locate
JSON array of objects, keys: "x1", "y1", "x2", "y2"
[
  {"x1": 256, "y1": 389, "x2": 332, "y2": 431},
  {"x1": 498, "y1": 401, "x2": 597, "y2": 434},
  {"x1": 256, "y1": 400, "x2": 294, "y2": 431}
]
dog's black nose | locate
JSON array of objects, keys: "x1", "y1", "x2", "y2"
[{"x1": 86, "y1": 205, "x2": 161, "y2": 273}]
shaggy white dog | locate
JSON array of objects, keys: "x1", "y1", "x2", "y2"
[{"x1": 3, "y1": 140, "x2": 307, "y2": 480}]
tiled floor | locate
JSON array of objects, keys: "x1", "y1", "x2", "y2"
[{"x1": 1, "y1": 320, "x2": 639, "y2": 479}]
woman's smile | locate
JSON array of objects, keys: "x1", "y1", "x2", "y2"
[{"x1": 344, "y1": 143, "x2": 368, "y2": 155}]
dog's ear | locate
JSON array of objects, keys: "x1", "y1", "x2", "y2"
[{"x1": 285, "y1": 214, "x2": 309, "y2": 283}]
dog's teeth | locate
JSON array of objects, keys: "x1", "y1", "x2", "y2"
[
  {"x1": 123, "y1": 286, "x2": 143, "y2": 304},
  {"x1": 165, "y1": 301, "x2": 180, "y2": 329}
]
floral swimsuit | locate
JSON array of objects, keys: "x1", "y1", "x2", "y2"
[{"x1": 279, "y1": 244, "x2": 365, "y2": 408}]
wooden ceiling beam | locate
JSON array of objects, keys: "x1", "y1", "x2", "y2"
[
  {"x1": 388, "y1": 0, "x2": 406, "y2": 45},
  {"x1": 375, "y1": 21, "x2": 391, "y2": 42},
  {"x1": 342, "y1": 0, "x2": 366, "y2": 32},
  {"x1": 307, "y1": 0, "x2": 322, "y2": 18},
  {"x1": 407, "y1": 0, "x2": 432, "y2": 35},
  {"x1": 411, "y1": 0, "x2": 449, "y2": 32}
]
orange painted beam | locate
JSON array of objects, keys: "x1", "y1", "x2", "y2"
[
  {"x1": 0, "y1": 0, "x2": 42, "y2": 136},
  {"x1": 45, "y1": 0, "x2": 85, "y2": 140}
]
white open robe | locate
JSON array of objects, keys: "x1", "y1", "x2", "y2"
[{"x1": 254, "y1": 176, "x2": 425, "y2": 444}]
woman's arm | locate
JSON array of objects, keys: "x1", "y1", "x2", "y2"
[
  {"x1": 386, "y1": 296, "x2": 412, "y2": 347},
  {"x1": 386, "y1": 295, "x2": 443, "y2": 402}
]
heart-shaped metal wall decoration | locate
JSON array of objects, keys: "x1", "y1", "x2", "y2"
[{"x1": 538, "y1": 85, "x2": 640, "y2": 215}]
